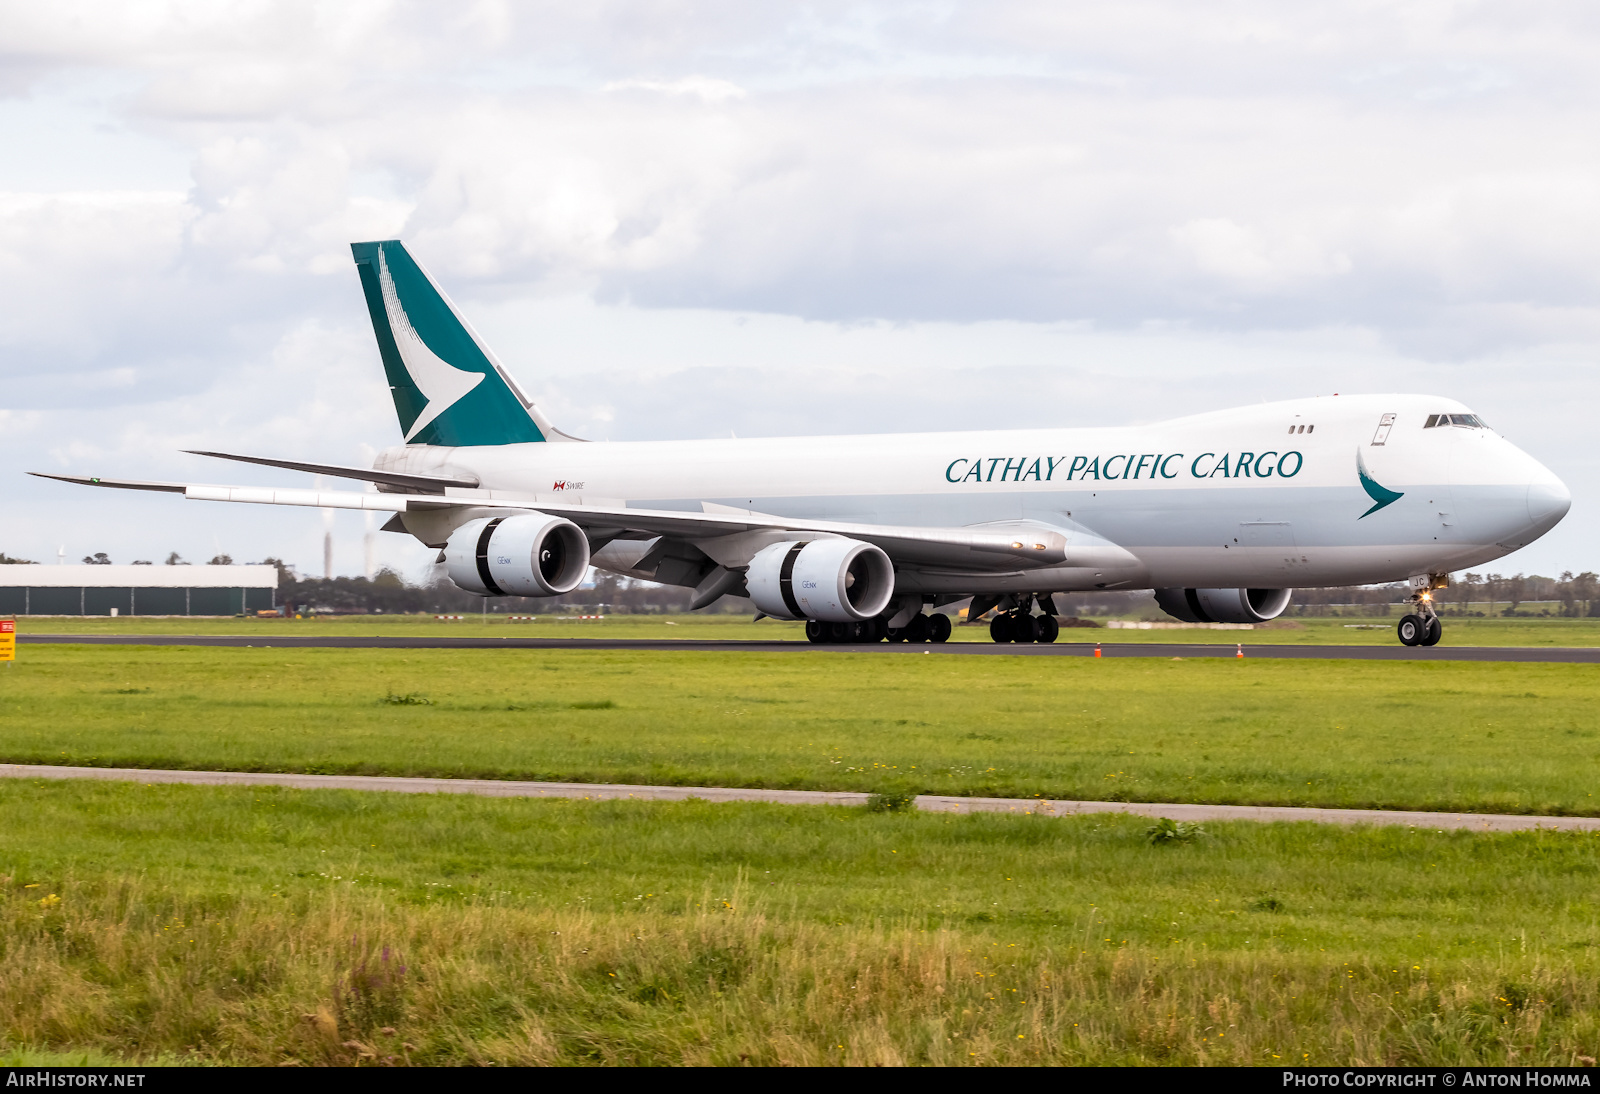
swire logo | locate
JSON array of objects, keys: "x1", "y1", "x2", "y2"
[{"x1": 551, "y1": 480, "x2": 586, "y2": 491}]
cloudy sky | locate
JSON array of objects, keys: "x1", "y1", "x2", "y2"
[{"x1": 3, "y1": 1, "x2": 1596, "y2": 581}]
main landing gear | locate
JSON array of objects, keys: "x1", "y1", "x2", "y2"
[
  {"x1": 988, "y1": 594, "x2": 1060, "y2": 644},
  {"x1": 1396, "y1": 575, "x2": 1445, "y2": 647},
  {"x1": 805, "y1": 613, "x2": 951, "y2": 645}
]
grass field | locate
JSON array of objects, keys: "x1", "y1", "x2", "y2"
[
  {"x1": 15, "y1": 611, "x2": 1600, "y2": 646},
  {"x1": 7, "y1": 776, "x2": 1600, "y2": 1066},
  {"x1": 7, "y1": 636, "x2": 1600, "y2": 1066},
  {"x1": 3, "y1": 645, "x2": 1600, "y2": 815}
]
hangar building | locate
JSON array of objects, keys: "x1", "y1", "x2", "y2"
[{"x1": 0, "y1": 565, "x2": 277, "y2": 616}]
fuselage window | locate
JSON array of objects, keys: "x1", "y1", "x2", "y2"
[{"x1": 1307, "y1": 424, "x2": 1313, "y2": 433}]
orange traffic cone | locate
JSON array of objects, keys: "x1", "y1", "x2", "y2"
[
  {"x1": 1094, "y1": 642, "x2": 1102, "y2": 658},
  {"x1": 1236, "y1": 643, "x2": 1243, "y2": 659}
]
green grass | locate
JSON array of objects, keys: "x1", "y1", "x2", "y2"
[
  {"x1": 6, "y1": 777, "x2": 1600, "y2": 1065},
  {"x1": 18, "y1": 611, "x2": 1600, "y2": 646},
  {"x1": 7, "y1": 641, "x2": 1600, "y2": 1066},
  {"x1": 4, "y1": 646, "x2": 1600, "y2": 816}
]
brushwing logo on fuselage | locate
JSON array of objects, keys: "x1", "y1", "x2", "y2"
[
  {"x1": 1356, "y1": 450, "x2": 1404, "y2": 518},
  {"x1": 376, "y1": 248, "x2": 485, "y2": 442}
]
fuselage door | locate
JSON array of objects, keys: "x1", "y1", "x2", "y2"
[
  {"x1": 1239, "y1": 521, "x2": 1300, "y2": 572},
  {"x1": 1371, "y1": 413, "x2": 1397, "y2": 446}
]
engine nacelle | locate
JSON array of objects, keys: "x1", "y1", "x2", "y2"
[
  {"x1": 746, "y1": 538, "x2": 895, "y2": 622},
  {"x1": 1154, "y1": 587, "x2": 1294, "y2": 624},
  {"x1": 444, "y1": 514, "x2": 591, "y2": 597}
]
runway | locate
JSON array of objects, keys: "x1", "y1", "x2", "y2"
[
  {"x1": 4, "y1": 762, "x2": 1597, "y2": 832},
  {"x1": 19, "y1": 633, "x2": 1600, "y2": 662}
]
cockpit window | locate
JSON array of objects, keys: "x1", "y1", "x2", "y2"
[{"x1": 1425, "y1": 413, "x2": 1488, "y2": 429}]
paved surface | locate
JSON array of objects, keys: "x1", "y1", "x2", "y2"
[
  {"x1": 19, "y1": 633, "x2": 1600, "y2": 662},
  {"x1": 6, "y1": 763, "x2": 1598, "y2": 832}
]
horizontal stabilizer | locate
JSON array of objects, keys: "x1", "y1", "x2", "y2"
[
  {"x1": 185, "y1": 450, "x2": 478, "y2": 491},
  {"x1": 28, "y1": 473, "x2": 187, "y2": 494}
]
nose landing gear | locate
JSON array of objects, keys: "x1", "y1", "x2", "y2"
[
  {"x1": 1397, "y1": 575, "x2": 1447, "y2": 647},
  {"x1": 1396, "y1": 613, "x2": 1441, "y2": 646}
]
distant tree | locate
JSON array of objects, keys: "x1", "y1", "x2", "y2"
[
  {"x1": 132, "y1": 560, "x2": 153, "y2": 565},
  {"x1": 1506, "y1": 573, "x2": 1527, "y2": 613},
  {"x1": 1442, "y1": 572, "x2": 1474, "y2": 614},
  {"x1": 208, "y1": 554, "x2": 233, "y2": 566},
  {"x1": 82, "y1": 552, "x2": 112, "y2": 565},
  {"x1": 0, "y1": 552, "x2": 36, "y2": 564},
  {"x1": 164, "y1": 551, "x2": 189, "y2": 566},
  {"x1": 1575, "y1": 572, "x2": 1599, "y2": 618},
  {"x1": 1484, "y1": 573, "x2": 1503, "y2": 616},
  {"x1": 252, "y1": 558, "x2": 297, "y2": 588}
]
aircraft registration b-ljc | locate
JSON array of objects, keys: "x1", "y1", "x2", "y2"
[{"x1": 34, "y1": 240, "x2": 1571, "y2": 647}]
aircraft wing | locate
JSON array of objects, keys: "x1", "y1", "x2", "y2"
[{"x1": 28, "y1": 472, "x2": 1138, "y2": 573}]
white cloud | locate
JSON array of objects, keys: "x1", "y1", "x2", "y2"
[{"x1": 604, "y1": 76, "x2": 747, "y2": 102}]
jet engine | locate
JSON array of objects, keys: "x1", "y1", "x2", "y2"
[
  {"x1": 444, "y1": 514, "x2": 591, "y2": 597},
  {"x1": 1154, "y1": 587, "x2": 1293, "y2": 624},
  {"x1": 746, "y1": 538, "x2": 895, "y2": 622}
]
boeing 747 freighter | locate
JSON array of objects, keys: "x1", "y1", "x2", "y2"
[{"x1": 34, "y1": 240, "x2": 1571, "y2": 646}]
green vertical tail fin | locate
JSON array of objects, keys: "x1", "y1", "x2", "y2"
[{"x1": 351, "y1": 240, "x2": 556, "y2": 446}]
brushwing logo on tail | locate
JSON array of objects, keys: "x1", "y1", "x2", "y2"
[
  {"x1": 1356, "y1": 450, "x2": 1404, "y2": 518},
  {"x1": 351, "y1": 239, "x2": 545, "y2": 446},
  {"x1": 377, "y1": 249, "x2": 486, "y2": 442}
]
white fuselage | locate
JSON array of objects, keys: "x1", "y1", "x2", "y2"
[{"x1": 377, "y1": 394, "x2": 1569, "y2": 594}]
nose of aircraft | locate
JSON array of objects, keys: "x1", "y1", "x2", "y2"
[{"x1": 1527, "y1": 478, "x2": 1572, "y2": 536}]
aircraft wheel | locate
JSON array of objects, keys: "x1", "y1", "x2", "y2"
[
  {"x1": 1421, "y1": 616, "x2": 1442, "y2": 646},
  {"x1": 885, "y1": 626, "x2": 906, "y2": 643},
  {"x1": 1036, "y1": 615, "x2": 1060, "y2": 644},
  {"x1": 805, "y1": 620, "x2": 827, "y2": 644},
  {"x1": 906, "y1": 614, "x2": 931, "y2": 643},
  {"x1": 1397, "y1": 614, "x2": 1425, "y2": 646},
  {"x1": 1012, "y1": 613, "x2": 1040, "y2": 643},
  {"x1": 864, "y1": 618, "x2": 888, "y2": 643},
  {"x1": 928, "y1": 613, "x2": 952, "y2": 644},
  {"x1": 827, "y1": 621, "x2": 853, "y2": 643},
  {"x1": 989, "y1": 614, "x2": 1013, "y2": 643}
]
